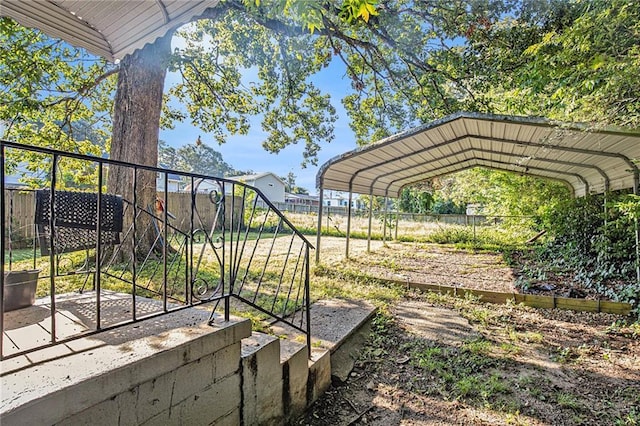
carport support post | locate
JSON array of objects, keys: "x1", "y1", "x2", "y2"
[
  {"x1": 382, "y1": 195, "x2": 388, "y2": 245},
  {"x1": 0, "y1": 145, "x2": 5, "y2": 357},
  {"x1": 367, "y1": 190, "x2": 373, "y2": 252},
  {"x1": 636, "y1": 215, "x2": 640, "y2": 320},
  {"x1": 316, "y1": 185, "x2": 324, "y2": 264},
  {"x1": 472, "y1": 214, "x2": 477, "y2": 242},
  {"x1": 636, "y1": 218, "x2": 640, "y2": 283},
  {"x1": 346, "y1": 190, "x2": 353, "y2": 258},
  {"x1": 604, "y1": 192, "x2": 608, "y2": 228},
  {"x1": 395, "y1": 209, "x2": 399, "y2": 240}
]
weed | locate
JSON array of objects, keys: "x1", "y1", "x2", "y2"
[
  {"x1": 507, "y1": 327, "x2": 544, "y2": 344},
  {"x1": 615, "y1": 406, "x2": 639, "y2": 425},
  {"x1": 462, "y1": 337, "x2": 492, "y2": 355},
  {"x1": 462, "y1": 306, "x2": 493, "y2": 327},
  {"x1": 500, "y1": 342, "x2": 521, "y2": 355},
  {"x1": 482, "y1": 373, "x2": 509, "y2": 398},
  {"x1": 454, "y1": 376, "x2": 480, "y2": 397},
  {"x1": 556, "y1": 392, "x2": 581, "y2": 410},
  {"x1": 552, "y1": 346, "x2": 582, "y2": 364},
  {"x1": 517, "y1": 374, "x2": 548, "y2": 399},
  {"x1": 504, "y1": 410, "x2": 529, "y2": 425},
  {"x1": 522, "y1": 332, "x2": 544, "y2": 344},
  {"x1": 414, "y1": 346, "x2": 444, "y2": 372},
  {"x1": 247, "y1": 315, "x2": 271, "y2": 333},
  {"x1": 379, "y1": 257, "x2": 402, "y2": 272},
  {"x1": 422, "y1": 290, "x2": 455, "y2": 305},
  {"x1": 407, "y1": 335, "x2": 509, "y2": 406}
]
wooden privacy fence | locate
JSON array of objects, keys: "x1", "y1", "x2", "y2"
[
  {"x1": 3, "y1": 191, "x2": 243, "y2": 248},
  {"x1": 159, "y1": 192, "x2": 243, "y2": 235},
  {"x1": 3, "y1": 190, "x2": 36, "y2": 248}
]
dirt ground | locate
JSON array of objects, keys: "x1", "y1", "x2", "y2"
[
  {"x1": 316, "y1": 237, "x2": 628, "y2": 300},
  {"x1": 299, "y1": 239, "x2": 640, "y2": 425}
]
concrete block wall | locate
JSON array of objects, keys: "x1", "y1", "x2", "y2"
[
  {"x1": 1, "y1": 314, "x2": 252, "y2": 426},
  {"x1": 2, "y1": 299, "x2": 374, "y2": 426},
  {"x1": 2, "y1": 315, "x2": 333, "y2": 426}
]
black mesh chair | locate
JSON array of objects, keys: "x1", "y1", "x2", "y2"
[{"x1": 34, "y1": 190, "x2": 123, "y2": 256}]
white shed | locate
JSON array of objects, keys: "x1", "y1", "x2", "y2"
[{"x1": 229, "y1": 172, "x2": 286, "y2": 203}]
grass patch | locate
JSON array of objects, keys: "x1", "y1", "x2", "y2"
[
  {"x1": 556, "y1": 392, "x2": 582, "y2": 410},
  {"x1": 407, "y1": 337, "x2": 509, "y2": 405}
]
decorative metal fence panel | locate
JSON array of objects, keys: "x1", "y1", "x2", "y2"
[{"x1": 1, "y1": 140, "x2": 312, "y2": 360}]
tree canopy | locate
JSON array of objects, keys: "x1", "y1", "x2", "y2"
[
  {"x1": 159, "y1": 139, "x2": 241, "y2": 177},
  {"x1": 1, "y1": 0, "x2": 639, "y2": 181}
]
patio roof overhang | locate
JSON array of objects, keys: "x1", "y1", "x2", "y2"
[
  {"x1": 0, "y1": 0, "x2": 220, "y2": 62},
  {"x1": 317, "y1": 112, "x2": 640, "y2": 198}
]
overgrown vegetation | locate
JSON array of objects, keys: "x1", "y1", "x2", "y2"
[{"x1": 515, "y1": 192, "x2": 640, "y2": 308}]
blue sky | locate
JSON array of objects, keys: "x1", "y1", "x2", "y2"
[{"x1": 160, "y1": 58, "x2": 358, "y2": 195}]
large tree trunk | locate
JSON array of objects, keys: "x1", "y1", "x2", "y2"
[{"x1": 107, "y1": 33, "x2": 172, "y2": 260}]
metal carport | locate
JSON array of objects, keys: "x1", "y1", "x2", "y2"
[{"x1": 315, "y1": 112, "x2": 640, "y2": 265}]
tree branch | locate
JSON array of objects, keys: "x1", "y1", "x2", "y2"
[{"x1": 44, "y1": 67, "x2": 119, "y2": 108}]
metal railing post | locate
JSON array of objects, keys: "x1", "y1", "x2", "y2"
[
  {"x1": 305, "y1": 244, "x2": 311, "y2": 357},
  {"x1": 96, "y1": 163, "x2": 103, "y2": 328},
  {"x1": 0, "y1": 144, "x2": 5, "y2": 358},
  {"x1": 48, "y1": 155, "x2": 58, "y2": 341},
  {"x1": 315, "y1": 185, "x2": 324, "y2": 264}
]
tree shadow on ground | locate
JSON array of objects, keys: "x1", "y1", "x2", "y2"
[{"x1": 299, "y1": 294, "x2": 640, "y2": 426}]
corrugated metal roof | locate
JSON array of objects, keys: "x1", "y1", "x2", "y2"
[
  {"x1": 317, "y1": 112, "x2": 640, "y2": 198},
  {"x1": 0, "y1": 0, "x2": 220, "y2": 62}
]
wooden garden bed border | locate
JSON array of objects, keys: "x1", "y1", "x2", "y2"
[{"x1": 393, "y1": 280, "x2": 632, "y2": 316}]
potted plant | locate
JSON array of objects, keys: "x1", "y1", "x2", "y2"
[{"x1": 3, "y1": 269, "x2": 41, "y2": 311}]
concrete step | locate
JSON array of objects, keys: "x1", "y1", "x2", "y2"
[
  {"x1": 241, "y1": 332, "x2": 283, "y2": 425},
  {"x1": 271, "y1": 298, "x2": 377, "y2": 382},
  {"x1": 240, "y1": 332, "x2": 331, "y2": 424},
  {"x1": 238, "y1": 298, "x2": 377, "y2": 423}
]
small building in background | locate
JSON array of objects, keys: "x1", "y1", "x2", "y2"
[
  {"x1": 3, "y1": 173, "x2": 29, "y2": 190},
  {"x1": 228, "y1": 172, "x2": 286, "y2": 203},
  {"x1": 156, "y1": 171, "x2": 183, "y2": 192},
  {"x1": 285, "y1": 193, "x2": 319, "y2": 207},
  {"x1": 182, "y1": 178, "x2": 222, "y2": 194},
  {"x1": 323, "y1": 191, "x2": 365, "y2": 210},
  {"x1": 466, "y1": 203, "x2": 483, "y2": 216}
]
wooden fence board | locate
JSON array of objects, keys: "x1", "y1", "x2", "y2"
[{"x1": 4, "y1": 191, "x2": 36, "y2": 247}]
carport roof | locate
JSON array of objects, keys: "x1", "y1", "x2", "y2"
[{"x1": 317, "y1": 112, "x2": 640, "y2": 198}]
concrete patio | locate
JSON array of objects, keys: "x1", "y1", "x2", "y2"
[{"x1": 2, "y1": 290, "x2": 178, "y2": 360}]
